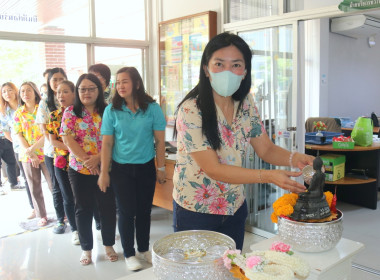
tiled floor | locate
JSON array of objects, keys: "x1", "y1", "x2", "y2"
[{"x1": 0, "y1": 182, "x2": 379, "y2": 279}]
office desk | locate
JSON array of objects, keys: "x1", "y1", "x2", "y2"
[
  {"x1": 305, "y1": 142, "x2": 380, "y2": 209},
  {"x1": 342, "y1": 126, "x2": 380, "y2": 136}
]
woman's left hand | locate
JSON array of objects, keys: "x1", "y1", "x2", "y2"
[
  {"x1": 292, "y1": 152, "x2": 315, "y2": 170},
  {"x1": 157, "y1": 170, "x2": 166, "y2": 184}
]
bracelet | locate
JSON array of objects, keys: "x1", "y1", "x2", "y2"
[
  {"x1": 258, "y1": 169, "x2": 263, "y2": 183},
  {"x1": 289, "y1": 151, "x2": 297, "y2": 169},
  {"x1": 157, "y1": 166, "x2": 165, "y2": 172}
]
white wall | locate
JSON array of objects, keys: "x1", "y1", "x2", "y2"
[
  {"x1": 161, "y1": 0, "x2": 221, "y2": 26},
  {"x1": 303, "y1": 0, "x2": 341, "y2": 9},
  {"x1": 327, "y1": 31, "x2": 380, "y2": 120}
]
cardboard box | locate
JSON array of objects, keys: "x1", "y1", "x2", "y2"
[
  {"x1": 320, "y1": 154, "x2": 346, "y2": 181},
  {"x1": 332, "y1": 141, "x2": 355, "y2": 149}
]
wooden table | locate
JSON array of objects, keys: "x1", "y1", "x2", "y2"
[
  {"x1": 342, "y1": 126, "x2": 380, "y2": 136},
  {"x1": 305, "y1": 142, "x2": 380, "y2": 209},
  {"x1": 153, "y1": 155, "x2": 175, "y2": 211},
  {"x1": 250, "y1": 236, "x2": 364, "y2": 280}
]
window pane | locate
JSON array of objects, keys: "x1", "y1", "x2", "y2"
[
  {"x1": 0, "y1": 0, "x2": 90, "y2": 36},
  {"x1": 95, "y1": 0, "x2": 145, "y2": 40},
  {"x1": 226, "y1": 0, "x2": 279, "y2": 23},
  {"x1": 94, "y1": 46, "x2": 144, "y2": 92},
  {"x1": 0, "y1": 40, "x2": 87, "y2": 90}
]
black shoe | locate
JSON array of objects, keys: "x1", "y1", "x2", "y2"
[{"x1": 53, "y1": 222, "x2": 67, "y2": 234}]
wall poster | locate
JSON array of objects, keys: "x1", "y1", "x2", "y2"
[{"x1": 159, "y1": 11, "x2": 217, "y2": 126}]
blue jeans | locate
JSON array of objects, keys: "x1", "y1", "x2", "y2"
[
  {"x1": 173, "y1": 200, "x2": 248, "y2": 250},
  {"x1": 54, "y1": 166, "x2": 77, "y2": 231},
  {"x1": 111, "y1": 159, "x2": 156, "y2": 258}
]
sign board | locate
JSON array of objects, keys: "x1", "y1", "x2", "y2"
[{"x1": 339, "y1": 0, "x2": 380, "y2": 12}]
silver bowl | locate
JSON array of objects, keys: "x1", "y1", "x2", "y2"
[
  {"x1": 152, "y1": 230, "x2": 236, "y2": 280},
  {"x1": 278, "y1": 210, "x2": 343, "y2": 252}
]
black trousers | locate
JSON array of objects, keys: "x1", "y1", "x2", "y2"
[
  {"x1": 0, "y1": 138, "x2": 17, "y2": 186},
  {"x1": 111, "y1": 158, "x2": 156, "y2": 258},
  {"x1": 45, "y1": 156, "x2": 65, "y2": 223},
  {"x1": 54, "y1": 167, "x2": 77, "y2": 231},
  {"x1": 68, "y1": 168, "x2": 116, "y2": 251}
]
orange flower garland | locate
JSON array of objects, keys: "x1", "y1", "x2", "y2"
[{"x1": 271, "y1": 191, "x2": 334, "y2": 223}]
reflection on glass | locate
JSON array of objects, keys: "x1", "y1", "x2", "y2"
[
  {"x1": 226, "y1": 0, "x2": 279, "y2": 23},
  {"x1": 0, "y1": 40, "x2": 87, "y2": 88},
  {"x1": 0, "y1": 0, "x2": 90, "y2": 36},
  {"x1": 239, "y1": 25, "x2": 294, "y2": 234},
  {"x1": 94, "y1": 46, "x2": 144, "y2": 93}
]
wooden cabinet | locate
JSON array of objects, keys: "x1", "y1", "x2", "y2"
[
  {"x1": 305, "y1": 143, "x2": 380, "y2": 209},
  {"x1": 153, "y1": 159, "x2": 175, "y2": 211}
]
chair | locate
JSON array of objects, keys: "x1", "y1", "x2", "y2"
[{"x1": 305, "y1": 117, "x2": 342, "y2": 133}]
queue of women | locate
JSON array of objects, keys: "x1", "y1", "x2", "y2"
[
  {"x1": 0, "y1": 32, "x2": 314, "y2": 272},
  {"x1": 0, "y1": 65, "x2": 166, "y2": 269}
]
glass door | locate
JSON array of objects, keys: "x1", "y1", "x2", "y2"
[{"x1": 239, "y1": 25, "x2": 296, "y2": 235}]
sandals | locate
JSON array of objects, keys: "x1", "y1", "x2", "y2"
[
  {"x1": 80, "y1": 251, "x2": 92, "y2": 266},
  {"x1": 105, "y1": 246, "x2": 118, "y2": 262},
  {"x1": 37, "y1": 217, "x2": 48, "y2": 227}
]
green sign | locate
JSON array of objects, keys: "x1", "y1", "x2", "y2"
[{"x1": 339, "y1": 0, "x2": 380, "y2": 12}]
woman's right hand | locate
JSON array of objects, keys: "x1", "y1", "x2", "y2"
[
  {"x1": 30, "y1": 154, "x2": 40, "y2": 168},
  {"x1": 263, "y1": 169, "x2": 306, "y2": 193},
  {"x1": 98, "y1": 172, "x2": 110, "y2": 193}
]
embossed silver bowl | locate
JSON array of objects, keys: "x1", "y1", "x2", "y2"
[
  {"x1": 152, "y1": 230, "x2": 236, "y2": 280},
  {"x1": 278, "y1": 210, "x2": 343, "y2": 252}
]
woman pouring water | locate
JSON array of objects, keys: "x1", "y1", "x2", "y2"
[{"x1": 172, "y1": 32, "x2": 314, "y2": 250}]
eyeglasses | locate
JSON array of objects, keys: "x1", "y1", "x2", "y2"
[{"x1": 78, "y1": 87, "x2": 97, "y2": 93}]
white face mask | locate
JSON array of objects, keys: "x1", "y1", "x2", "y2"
[{"x1": 208, "y1": 69, "x2": 245, "y2": 97}]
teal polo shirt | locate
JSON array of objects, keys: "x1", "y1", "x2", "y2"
[{"x1": 101, "y1": 102, "x2": 166, "y2": 164}]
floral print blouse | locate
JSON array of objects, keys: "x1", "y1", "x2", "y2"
[
  {"x1": 13, "y1": 105, "x2": 45, "y2": 163},
  {"x1": 60, "y1": 105, "x2": 102, "y2": 175},
  {"x1": 46, "y1": 108, "x2": 69, "y2": 170},
  {"x1": 173, "y1": 94, "x2": 265, "y2": 216},
  {"x1": 36, "y1": 96, "x2": 60, "y2": 157},
  {"x1": 0, "y1": 106, "x2": 20, "y2": 153}
]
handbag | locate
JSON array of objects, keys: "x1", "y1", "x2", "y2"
[{"x1": 351, "y1": 117, "x2": 373, "y2": 147}]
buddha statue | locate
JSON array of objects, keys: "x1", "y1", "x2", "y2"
[{"x1": 291, "y1": 156, "x2": 331, "y2": 221}]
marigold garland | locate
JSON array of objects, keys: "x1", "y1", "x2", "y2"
[{"x1": 271, "y1": 191, "x2": 334, "y2": 223}]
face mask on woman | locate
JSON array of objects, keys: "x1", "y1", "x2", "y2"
[{"x1": 208, "y1": 69, "x2": 245, "y2": 97}]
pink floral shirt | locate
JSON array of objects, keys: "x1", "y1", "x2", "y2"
[
  {"x1": 173, "y1": 94, "x2": 265, "y2": 215},
  {"x1": 59, "y1": 106, "x2": 102, "y2": 175}
]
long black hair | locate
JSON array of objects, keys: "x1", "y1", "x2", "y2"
[
  {"x1": 174, "y1": 32, "x2": 253, "y2": 150},
  {"x1": 73, "y1": 73, "x2": 106, "y2": 118},
  {"x1": 112, "y1": 67, "x2": 154, "y2": 112},
  {"x1": 47, "y1": 67, "x2": 67, "y2": 112}
]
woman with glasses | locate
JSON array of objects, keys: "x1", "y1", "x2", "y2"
[
  {"x1": 14, "y1": 82, "x2": 53, "y2": 227},
  {"x1": 61, "y1": 73, "x2": 117, "y2": 266},
  {"x1": 36, "y1": 67, "x2": 68, "y2": 235},
  {"x1": 98, "y1": 67, "x2": 166, "y2": 271}
]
